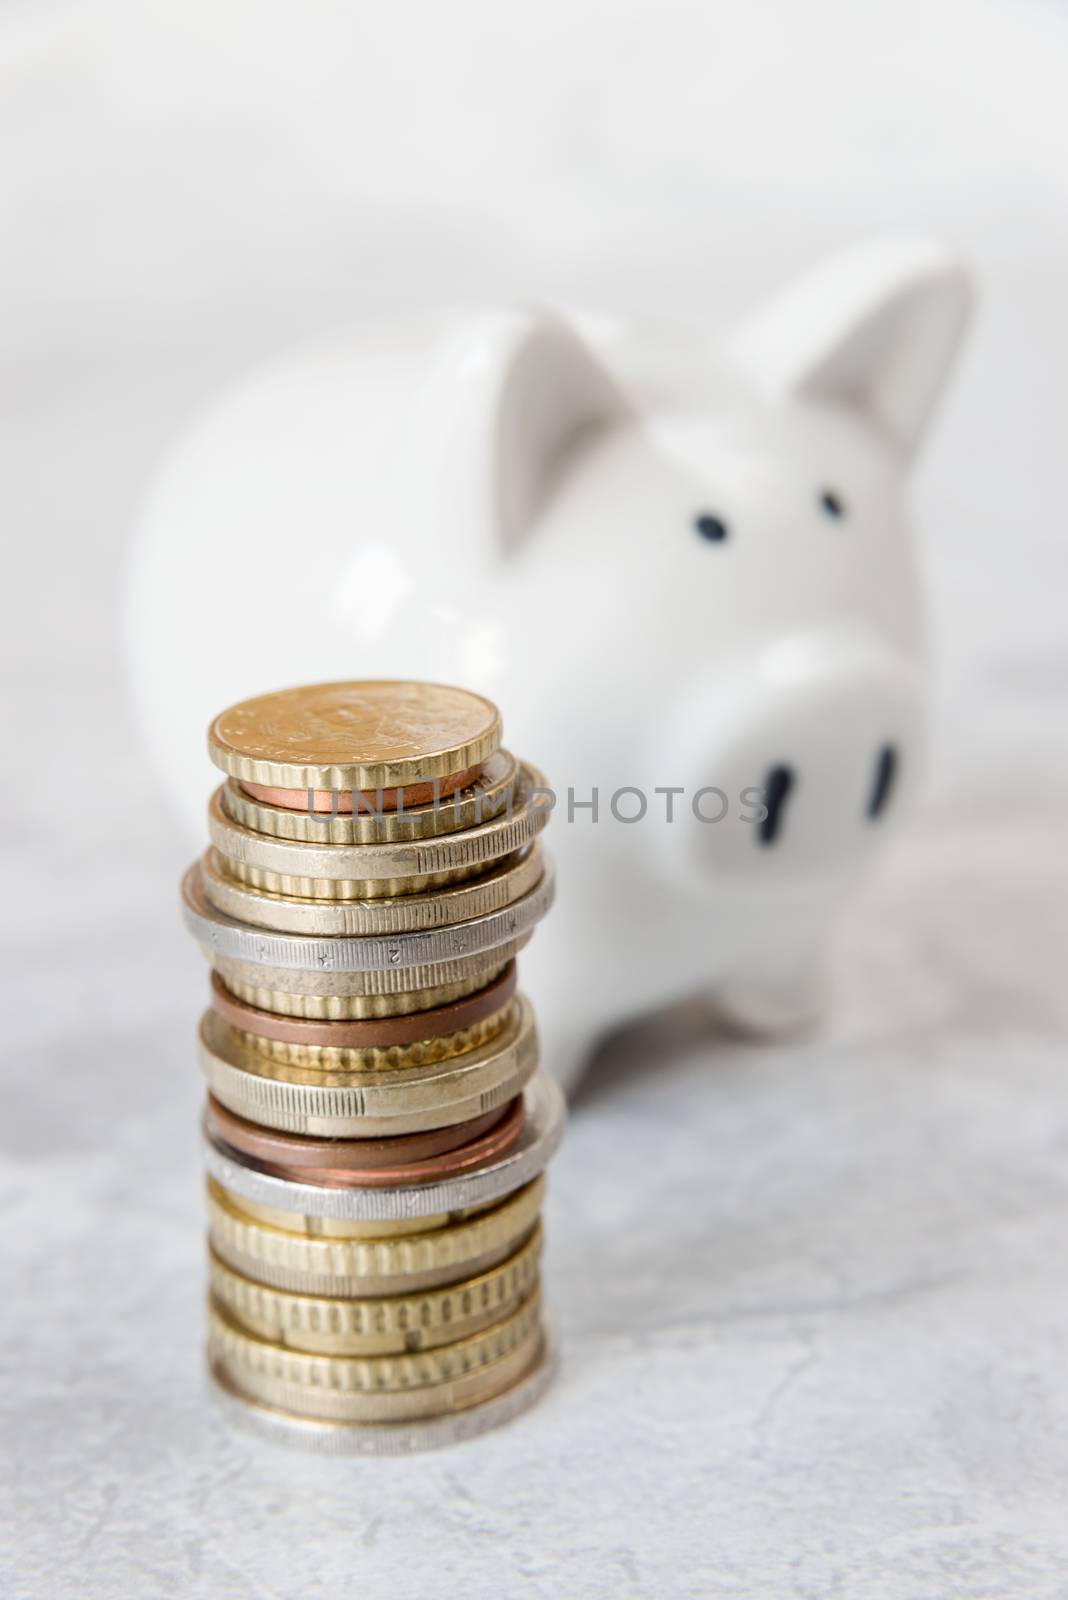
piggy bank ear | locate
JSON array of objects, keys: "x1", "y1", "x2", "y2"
[
  {"x1": 731, "y1": 239, "x2": 972, "y2": 460},
  {"x1": 415, "y1": 309, "x2": 632, "y2": 556}
]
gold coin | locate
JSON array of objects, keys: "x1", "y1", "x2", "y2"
[
  {"x1": 210, "y1": 1313, "x2": 544, "y2": 1425},
  {"x1": 229, "y1": 1004, "x2": 511, "y2": 1072},
  {"x1": 220, "y1": 749, "x2": 521, "y2": 845},
  {"x1": 200, "y1": 844, "x2": 543, "y2": 938},
  {"x1": 217, "y1": 969, "x2": 496, "y2": 1020},
  {"x1": 208, "y1": 942, "x2": 528, "y2": 1013},
  {"x1": 207, "y1": 763, "x2": 550, "y2": 898},
  {"x1": 198, "y1": 996, "x2": 538, "y2": 1136},
  {"x1": 208, "y1": 1287, "x2": 540, "y2": 1392},
  {"x1": 206, "y1": 1175, "x2": 545, "y2": 1295},
  {"x1": 220, "y1": 855, "x2": 481, "y2": 900},
  {"x1": 207, "y1": 1226, "x2": 541, "y2": 1355},
  {"x1": 208, "y1": 680, "x2": 501, "y2": 791}
]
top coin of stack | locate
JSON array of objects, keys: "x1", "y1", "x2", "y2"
[{"x1": 180, "y1": 680, "x2": 564, "y2": 1452}]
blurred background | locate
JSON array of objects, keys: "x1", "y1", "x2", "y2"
[{"x1": 3, "y1": 3, "x2": 1067, "y2": 1596}]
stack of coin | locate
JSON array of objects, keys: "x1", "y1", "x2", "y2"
[{"x1": 180, "y1": 680, "x2": 563, "y2": 1452}]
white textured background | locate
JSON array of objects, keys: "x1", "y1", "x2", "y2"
[{"x1": 2, "y1": 2, "x2": 1068, "y2": 1595}]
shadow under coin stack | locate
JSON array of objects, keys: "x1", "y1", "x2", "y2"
[{"x1": 179, "y1": 680, "x2": 563, "y2": 1452}]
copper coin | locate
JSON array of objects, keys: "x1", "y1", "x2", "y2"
[
  {"x1": 205, "y1": 1093, "x2": 509, "y2": 1169},
  {"x1": 210, "y1": 962, "x2": 517, "y2": 1049},
  {"x1": 240, "y1": 765, "x2": 483, "y2": 814},
  {"x1": 205, "y1": 1095, "x2": 525, "y2": 1189}
]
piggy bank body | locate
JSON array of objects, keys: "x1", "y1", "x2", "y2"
[{"x1": 125, "y1": 240, "x2": 971, "y2": 1092}]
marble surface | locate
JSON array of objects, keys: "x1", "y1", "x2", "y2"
[{"x1": 3, "y1": 2, "x2": 1068, "y2": 1594}]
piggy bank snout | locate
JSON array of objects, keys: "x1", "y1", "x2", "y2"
[{"x1": 667, "y1": 629, "x2": 924, "y2": 887}]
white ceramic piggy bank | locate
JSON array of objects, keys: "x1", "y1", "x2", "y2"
[{"x1": 125, "y1": 238, "x2": 971, "y2": 1092}]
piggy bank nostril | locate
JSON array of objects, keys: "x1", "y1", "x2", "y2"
[
  {"x1": 694, "y1": 512, "x2": 729, "y2": 543},
  {"x1": 757, "y1": 765, "x2": 795, "y2": 845},
  {"x1": 867, "y1": 744, "x2": 898, "y2": 819}
]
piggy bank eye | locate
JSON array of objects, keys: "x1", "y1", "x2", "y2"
[
  {"x1": 819, "y1": 489, "x2": 845, "y2": 518},
  {"x1": 694, "y1": 513, "x2": 729, "y2": 542}
]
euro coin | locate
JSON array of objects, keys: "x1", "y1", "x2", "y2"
[{"x1": 208, "y1": 680, "x2": 501, "y2": 792}]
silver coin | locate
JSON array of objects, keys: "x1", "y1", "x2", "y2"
[
  {"x1": 181, "y1": 856, "x2": 554, "y2": 972},
  {"x1": 208, "y1": 940, "x2": 528, "y2": 1005},
  {"x1": 201, "y1": 1071, "x2": 566, "y2": 1221},
  {"x1": 199, "y1": 842, "x2": 544, "y2": 937},
  {"x1": 207, "y1": 1319, "x2": 558, "y2": 1455}
]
